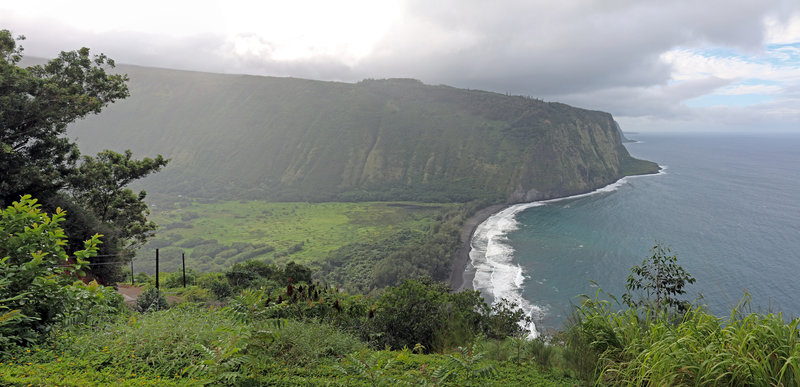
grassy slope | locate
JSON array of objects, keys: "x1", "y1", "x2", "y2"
[
  {"x1": 0, "y1": 306, "x2": 580, "y2": 386},
  {"x1": 135, "y1": 200, "x2": 451, "y2": 274},
  {"x1": 1, "y1": 349, "x2": 579, "y2": 386}
]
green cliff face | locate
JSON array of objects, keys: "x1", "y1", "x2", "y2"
[{"x1": 68, "y1": 67, "x2": 658, "y2": 203}]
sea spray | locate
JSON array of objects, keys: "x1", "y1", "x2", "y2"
[
  {"x1": 470, "y1": 202, "x2": 545, "y2": 338},
  {"x1": 468, "y1": 170, "x2": 664, "y2": 338}
]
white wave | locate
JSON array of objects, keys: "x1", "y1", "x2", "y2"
[{"x1": 469, "y1": 167, "x2": 666, "y2": 338}]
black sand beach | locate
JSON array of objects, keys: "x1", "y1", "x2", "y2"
[{"x1": 449, "y1": 204, "x2": 507, "y2": 291}]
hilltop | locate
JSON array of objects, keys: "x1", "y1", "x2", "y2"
[{"x1": 66, "y1": 65, "x2": 658, "y2": 203}]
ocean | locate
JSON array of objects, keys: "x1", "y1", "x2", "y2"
[{"x1": 467, "y1": 132, "x2": 800, "y2": 335}]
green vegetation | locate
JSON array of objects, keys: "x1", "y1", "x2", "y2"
[
  {"x1": 1, "y1": 30, "x2": 167, "y2": 283},
  {"x1": 0, "y1": 196, "x2": 124, "y2": 351},
  {"x1": 8, "y1": 31, "x2": 793, "y2": 386},
  {"x1": 623, "y1": 242, "x2": 697, "y2": 314},
  {"x1": 135, "y1": 200, "x2": 451, "y2": 274},
  {"x1": 69, "y1": 65, "x2": 658, "y2": 204},
  {"x1": 566, "y1": 292, "x2": 800, "y2": 385},
  {"x1": 2, "y1": 204, "x2": 798, "y2": 386}
]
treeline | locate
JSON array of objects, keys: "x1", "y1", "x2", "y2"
[
  {"x1": 319, "y1": 200, "x2": 491, "y2": 293},
  {"x1": 198, "y1": 181, "x2": 502, "y2": 204}
]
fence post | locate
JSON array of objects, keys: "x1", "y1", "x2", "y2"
[
  {"x1": 182, "y1": 252, "x2": 186, "y2": 288},
  {"x1": 155, "y1": 248, "x2": 159, "y2": 291},
  {"x1": 130, "y1": 256, "x2": 134, "y2": 285}
]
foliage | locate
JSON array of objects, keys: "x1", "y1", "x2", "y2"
[
  {"x1": 322, "y1": 201, "x2": 488, "y2": 292},
  {"x1": 368, "y1": 277, "x2": 530, "y2": 353},
  {"x1": 434, "y1": 341, "x2": 498, "y2": 384},
  {"x1": 622, "y1": 242, "x2": 696, "y2": 314},
  {"x1": 321, "y1": 230, "x2": 419, "y2": 292},
  {"x1": 0, "y1": 195, "x2": 119, "y2": 350},
  {"x1": 484, "y1": 299, "x2": 532, "y2": 339},
  {"x1": 136, "y1": 286, "x2": 168, "y2": 313},
  {"x1": 55, "y1": 279, "x2": 124, "y2": 328},
  {"x1": 67, "y1": 149, "x2": 168, "y2": 250},
  {"x1": 0, "y1": 30, "x2": 167, "y2": 283},
  {"x1": 162, "y1": 269, "x2": 196, "y2": 288},
  {"x1": 263, "y1": 320, "x2": 364, "y2": 366},
  {"x1": 566, "y1": 291, "x2": 800, "y2": 386},
  {"x1": 49, "y1": 304, "x2": 247, "y2": 381},
  {"x1": 284, "y1": 261, "x2": 312, "y2": 283},
  {"x1": 0, "y1": 30, "x2": 128, "y2": 205},
  {"x1": 204, "y1": 273, "x2": 233, "y2": 300},
  {"x1": 174, "y1": 286, "x2": 211, "y2": 303},
  {"x1": 224, "y1": 260, "x2": 312, "y2": 294},
  {"x1": 368, "y1": 277, "x2": 452, "y2": 352},
  {"x1": 1, "y1": 278, "x2": 577, "y2": 386},
  {"x1": 336, "y1": 350, "x2": 412, "y2": 386},
  {"x1": 136, "y1": 200, "x2": 447, "y2": 274}
]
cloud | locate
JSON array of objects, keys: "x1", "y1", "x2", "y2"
[{"x1": 3, "y1": 0, "x2": 800, "y2": 131}]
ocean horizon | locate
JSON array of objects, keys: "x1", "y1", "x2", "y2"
[{"x1": 467, "y1": 132, "x2": 800, "y2": 335}]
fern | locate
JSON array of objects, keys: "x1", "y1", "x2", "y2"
[
  {"x1": 434, "y1": 341, "x2": 498, "y2": 384},
  {"x1": 0, "y1": 309, "x2": 21, "y2": 326},
  {"x1": 336, "y1": 351, "x2": 412, "y2": 386}
]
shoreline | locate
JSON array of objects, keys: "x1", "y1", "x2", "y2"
[
  {"x1": 449, "y1": 204, "x2": 507, "y2": 291},
  {"x1": 449, "y1": 168, "x2": 664, "y2": 292}
]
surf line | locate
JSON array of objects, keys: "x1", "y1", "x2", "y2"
[{"x1": 467, "y1": 167, "x2": 666, "y2": 339}]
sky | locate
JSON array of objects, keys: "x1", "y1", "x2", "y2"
[{"x1": 3, "y1": 0, "x2": 800, "y2": 133}]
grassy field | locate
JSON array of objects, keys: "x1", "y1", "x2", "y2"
[{"x1": 134, "y1": 200, "x2": 452, "y2": 274}]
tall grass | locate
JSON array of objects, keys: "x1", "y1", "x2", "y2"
[
  {"x1": 55, "y1": 304, "x2": 247, "y2": 378},
  {"x1": 567, "y1": 293, "x2": 800, "y2": 386}
]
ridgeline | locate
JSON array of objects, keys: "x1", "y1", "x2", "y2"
[{"x1": 68, "y1": 65, "x2": 658, "y2": 203}]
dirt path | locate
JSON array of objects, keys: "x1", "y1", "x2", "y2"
[
  {"x1": 117, "y1": 284, "x2": 184, "y2": 307},
  {"x1": 117, "y1": 284, "x2": 143, "y2": 304}
]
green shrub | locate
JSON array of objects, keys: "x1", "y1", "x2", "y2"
[
  {"x1": 162, "y1": 270, "x2": 196, "y2": 288},
  {"x1": 196, "y1": 272, "x2": 231, "y2": 300},
  {"x1": 367, "y1": 277, "x2": 523, "y2": 353},
  {"x1": 210, "y1": 278, "x2": 233, "y2": 300},
  {"x1": 225, "y1": 260, "x2": 276, "y2": 289},
  {"x1": 177, "y1": 286, "x2": 211, "y2": 303},
  {"x1": 284, "y1": 261, "x2": 312, "y2": 283},
  {"x1": 57, "y1": 280, "x2": 125, "y2": 328},
  {"x1": 134, "y1": 272, "x2": 152, "y2": 285},
  {"x1": 267, "y1": 320, "x2": 364, "y2": 366},
  {"x1": 136, "y1": 287, "x2": 169, "y2": 312},
  {"x1": 0, "y1": 196, "x2": 105, "y2": 349}
]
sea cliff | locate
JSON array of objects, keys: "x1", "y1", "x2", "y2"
[{"x1": 67, "y1": 68, "x2": 658, "y2": 202}]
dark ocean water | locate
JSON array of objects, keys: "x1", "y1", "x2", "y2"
[{"x1": 468, "y1": 133, "x2": 800, "y2": 334}]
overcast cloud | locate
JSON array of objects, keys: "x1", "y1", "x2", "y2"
[{"x1": 3, "y1": 0, "x2": 799, "y2": 132}]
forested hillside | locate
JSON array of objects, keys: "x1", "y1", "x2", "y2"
[{"x1": 67, "y1": 65, "x2": 658, "y2": 202}]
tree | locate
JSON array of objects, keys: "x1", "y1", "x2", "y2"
[
  {"x1": 0, "y1": 195, "x2": 122, "y2": 350},
  {"x1": 1, "y1": 30, "x2": 167, "y2": 282},
  {"x1": 369, "y1": 277, "x2": 451, "y2": 351},
  {"x1": 67, "y1": 149, "x2": 168, "y2": 249},
  {"x1": 623, "y1": 242, "x2": 696, "y2": 314},
  {"x1": 367, "y1": 277, "x2": 530, "y2": 352},
  {"x1": 0, "y1": 30, "x2": 129, "y2": 205}
]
